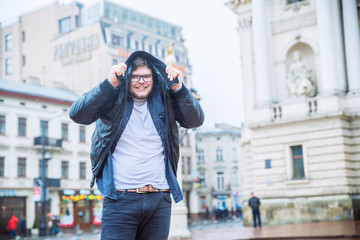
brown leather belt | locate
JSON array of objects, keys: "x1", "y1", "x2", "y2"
[{"x1": 117, "y1": 185, "x2": 170, "y2": 193}]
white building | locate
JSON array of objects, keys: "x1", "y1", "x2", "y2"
[
  {"x1": 227, "y1": 0, "x2": 360, "y2": 226},
  {"x1": 195, "y1": 124, "x2": 242, "y2": 220},
  {"x1": 0, "y1": 79, "x2": 98, "y2": 234}
]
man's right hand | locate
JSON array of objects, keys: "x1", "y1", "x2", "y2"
[{"x1": 108, "y1": 62, "x2": 127, "y2": 88}]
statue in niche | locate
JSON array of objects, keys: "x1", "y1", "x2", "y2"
[{"x1": 287, "y1": 51, "x2": 316, "y2": 97}]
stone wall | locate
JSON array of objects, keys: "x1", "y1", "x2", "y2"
[{"x1": 243, "y1": 195, "x2": 360, "y2": 226}]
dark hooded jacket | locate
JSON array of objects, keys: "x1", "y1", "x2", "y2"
[{"x1": 69, "y1": 51, "x2": 204, "y2": 203}]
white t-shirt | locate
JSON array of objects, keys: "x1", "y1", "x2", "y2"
[{"x1": 112, "y1": 99, "x2": 169, "y2": 190}]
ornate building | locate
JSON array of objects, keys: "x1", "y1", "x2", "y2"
[{"x1": 228, "y1": 0, "x2": 360, "y2": 226}]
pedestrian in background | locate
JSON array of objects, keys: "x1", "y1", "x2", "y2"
[
  {"x1": 20, "y1": 215, "x2": 26, "y2": 237},
  {"x1": 7, "y1": 215, "x2": 19, "y2": 239},
  {"x1": 248, "y1": 192, "x2": 261, "y2": 227},
  {"x1": 70, "y1": 51, "x2": 204, "y2": 240}
]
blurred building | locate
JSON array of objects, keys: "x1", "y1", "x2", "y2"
[
  {"x1": 194, "y1": 124, "x2": 242, "y2": 221},
  {"x1": 0, "y1": 79, "x2": 98, "y2": 234},
  {"x1": 0, "y1": 0, "x2": 197, "y2": 236},
  {"x1": 228, "y1": 0, "x2": 360, "y2": 226},
  {"x1": 0, "y1": 0, "x2": 191, "y2": 93}
]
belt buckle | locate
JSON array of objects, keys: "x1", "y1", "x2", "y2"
[
  {"x1": 136, "y1": 188, "x2": 146, "y2": 193},
  {"x1": 136, "y1": 185, "x2": 153, "y2": 193}
]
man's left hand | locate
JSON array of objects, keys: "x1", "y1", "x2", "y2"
[{"x1": 166, "y1": 65, "x2": 183, "y2": 91}]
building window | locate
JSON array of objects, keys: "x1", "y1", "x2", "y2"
[
  {"x1": 161, "y1": 48, "x2": 165, "y2": 58},
  {"x1": 216, "y1": 148, "x2": 223, "y2": 162},
  {"x1": 22, "y1": 31, "x2": 25, "y2": 42},
  {"x1": 0, "y1": 157, "x2": 4, "y2": 177},
  {"x1": 22, "y1": 55, "x2": 25, "y2": 66},
  {"x1": 197, "y1": 150, "x2": 204, "y2": 163},
  {"x1": 18, "y1": 157, "x2": 26, "y2": 177},
  {"x1": 112, "y1": 59, "x2": 118, "y2": 65},
  {"x1": 135, "y1": 41, "x2": 139, "y2": 50},
  {"x1": 40, "y1": 120, "x2": 49, "y2": 137},
  {"x1": 39, "y1": 159, "x2": 48, "y2": 178},
  {"x1": 181, "y1": 156, "x2": 185, "y2": 174},
  {"x1": 0, "y1": 115, "x2": 5, "y2": 135},
  {"x1": 111, "y1": 34, "x2": 124, "y2": 47},
  {"x1": 291, "y1": 145, "x2": 305, "y2": 179},
  {"x1": 79, "y1": 162, "x2": 86, "y2": 179},
  {"x1": 186, "y1": 157, "x2": 191, "y2": 174},
  {"x1": 288, "y1": 0, "x2": 304, "y2": 3},
  {"x1": 199, "y1": 172, "x2": 205, "y2": 187},
  {"x1": 79, "y1": 126, "x2": 86, "y2": 143},
  {"x1": 61, "y1": 123, "x2": 68, "y2": 141},
  {"x1": 232, "y1": 148, "x2": 237, "y2": 162},
  {"x1": 148, "y1": 45, "x2": 152, "y2": 54},
  {"x1": 5, "y1": 34, "x2": 12, "y2": 51},
  {"x1": 265, "y1": 159, "x2": 272, "y2": 169},
  {"x1": 61, "y1": 161, "x2": 69, "y2": 179},
  {"x1": 232, "y1": 170, "x2": 238, "y2": 185},
  {"x1": 217, "y1": 172, "x2": 224, "y2": 190},
  {"x1": 6, "y1": 58, "x2": 12, "y2": 75},
  {"x1": 75, "y1": 15, "x2": 80, "y2": 27},
  {"x1": 18, "y1": 117, "x2": 26, "y2": 136},
  {"x1": 59, "y1": 17, "x2": 71, "y2": 34}
]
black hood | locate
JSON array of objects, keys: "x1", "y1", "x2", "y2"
[{"x1": 119, "y1": 51, "x2": 179, "y2": 95}]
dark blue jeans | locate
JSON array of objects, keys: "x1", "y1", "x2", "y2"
[
  {"x1": 101, "y1": 191, "x2": 172, "y2": 240},
  {"x1": 252, "y1": 208, "x2": 261, "y2": 227}
]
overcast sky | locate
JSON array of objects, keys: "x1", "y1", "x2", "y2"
[{"x1": 0, "y1": 0, "x2": 244, "y2": 127}]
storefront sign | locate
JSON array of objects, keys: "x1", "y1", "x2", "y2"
[
  {"x1": 0, "y1": 189, "x2": 17, "y2": 197},
  {"x1": 79, "y1": 189, "x2": 91, "y2": 195},
  {"x1": 33, "y1": 187, "x2": 41, "y2": 201},
  {"x1": 53, "y1": 34, "x2": 99, "y2": 66},
  {"x1": 63, "y1": 189, "x2": 76, "y2": 195}
]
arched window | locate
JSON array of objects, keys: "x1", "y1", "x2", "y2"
[{"x1": 216, "y1": 148, "x2": 223, "y2": 162}]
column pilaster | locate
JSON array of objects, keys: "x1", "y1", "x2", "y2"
[
  {"x1": 342, "y1": 0, "x2": 360, "y2": 93},
  {"x1": 238, "y1": 16, "x2": 255, "y2": 123},
  {"x1": 252, "y1": 0, "x2": 275, "y2": 105},
  {"x1": 316, "y1": 0, "x2": 347, "y2": 94}
]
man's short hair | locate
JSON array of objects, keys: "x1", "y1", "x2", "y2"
[{"x1": 132, "y1": 57, "x2": 151, "y2": 69}]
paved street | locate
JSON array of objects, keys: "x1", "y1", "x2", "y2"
[
  {"x1": 7, "y1": 220, "x2": 360, "y2": 240},
  {"x1": 189, "y1": 220, "x2": 360, "y2": 240}
]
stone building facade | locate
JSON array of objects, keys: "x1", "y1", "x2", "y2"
[{"x1": 227, "y1": 0, "x2": 360, "y2": 226}]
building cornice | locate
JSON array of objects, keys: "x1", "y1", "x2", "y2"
[{"x1": 226, "y1": 0, "x2": 252, "y2": 14}]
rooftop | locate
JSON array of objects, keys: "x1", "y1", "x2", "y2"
[{"x1": 0, "y1": 79, "x2": 80, "y2": 103}]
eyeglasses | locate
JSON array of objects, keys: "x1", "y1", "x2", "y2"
[{"x1": 130, "y1": 74, "x2": 153, "y2": 82}]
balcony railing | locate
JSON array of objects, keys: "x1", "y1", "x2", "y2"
[{"x1": 33, "y1": 137, "x2": 62, "y2": 148}]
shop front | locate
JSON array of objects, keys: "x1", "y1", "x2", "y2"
[
  {"x1": 60, "y1": 189, "x2": 103, "y2": 231},
  {"x1": 0, "y1": 195, "x2": 26, "y2": 236}
]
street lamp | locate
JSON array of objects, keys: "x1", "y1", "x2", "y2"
[
  {"x1": 39, "y1": 120, "x2": 49, "y2": 236},
  {"x1": 37, "y1": 112, "x2": 61, "y2": 236}
]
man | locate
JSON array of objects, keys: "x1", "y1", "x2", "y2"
[
  {"x1": 70, "y1": 51, "x2": 204, "y2": 240},
  {"x1": 248, "y1": 192, "x2": 261, "y2": 227}
]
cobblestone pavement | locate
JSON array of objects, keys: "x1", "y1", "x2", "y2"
[{"x1": 5, "y1": 220, "x2": 360, "y2": 240}]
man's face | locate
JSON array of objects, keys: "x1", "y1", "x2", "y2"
[{"x1": 129, "y1": 65, "x2": 153, "y2": 101}]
